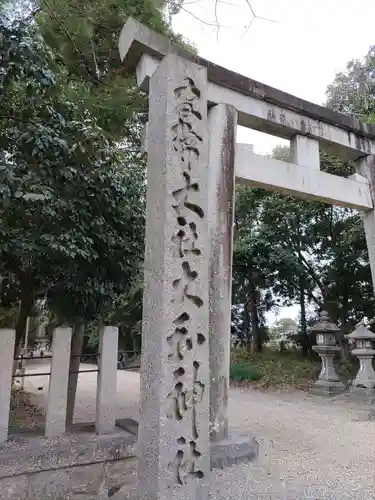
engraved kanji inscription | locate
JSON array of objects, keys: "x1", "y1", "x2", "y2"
[
  {"x1": 166, "y1": 361, "x2": 205, "y2": 439},
  {"x1": 172, "y1": 78, "x2": 203, "y2": 173},
  {"x1": 172, "y1": 172, "x2": 204, "y2": 224},
  {"x1": 166, "y1": 73, "x2": 206, "y2": 487},
  {"x1": 167, "y1": 313, "x2": 206, "y2": 361},
  {"x1": 172, "y1": 261, "x2": 203, "y2": 308},
  {"x1": 172, "y1": 222, "x2": 201, "y2": 259},
  {"x1": 167, "y1": 313, "x2": 193, "y2": 360},
  {"x1": 173, "y1": 440, "x2": 204, "y2": 485}
]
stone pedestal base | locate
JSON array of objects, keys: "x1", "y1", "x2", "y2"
[
  {"x1": 351, "y1": 348, "x2": 375, "y2": 389},
  {"x1": 117, "y1": 419, "x2": 259, "y2": 470},
  {"x1": 210, "y1": 431, "x2": 259, "y2": 469},
  {"x1": 310, "y1": 379, "x2": 346, "y2": 397},
  {"x1": 349, "y1": 385, "x2": 375, "y2": 398}
]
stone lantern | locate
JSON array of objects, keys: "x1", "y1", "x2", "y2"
[
  {"x1": 347, "y1": 322, "x2": 375, "y2": 390},
  {"x1": 311, "y1": 311, "x2": 345, "y2": 396}
]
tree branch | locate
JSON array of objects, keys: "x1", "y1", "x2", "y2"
[
  {"x1": 42, "y1": 0, "x2": 101, "y2": 85},
  {"x1": 298, "y1": 252, "x2": 326, "y2": 297}
]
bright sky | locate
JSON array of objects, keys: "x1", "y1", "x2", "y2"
[
  {"x1": 172, "y1": 0, "x2": 375, "y2": 156},
  {"x1": 173, "y1": 0, "x2": 375, "y2": 322}
]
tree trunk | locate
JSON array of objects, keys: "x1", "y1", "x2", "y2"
[
  {"x1": 249, "y1": 284, "x2": 260, "y2": 353},
  {"x1": 243, "y1": 301, "x2": 251, "y2": 351},
  {"x1": 339, "y1": 294, "x2": 350, "y2": 360},
  {"x1": 299, "y1": 277, "x2": 308, "y2": 357},
  {"x1": 66, "y1": 322, "x2": 85, "y2": 428},
  {"x1": 295, "y1": 216, "x2": 309, "y2": 357}
]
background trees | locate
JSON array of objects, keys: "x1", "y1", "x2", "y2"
[
  {"x1": 2, "y1": 0, "x2": 375, "y2": 364},
  {"x1": 1, "y1": 10, "x2": 146, "y2": 344},
  {"x1": 231, "y1": 88, "x2": 375, "y2": 353},
  {"x1": 0, "y1": 0, "x2": 177, "y2": 423}
]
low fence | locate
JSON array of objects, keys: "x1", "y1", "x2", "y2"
[{"x1": 0, "y1": 326, "x2": 140, "y2": 443}]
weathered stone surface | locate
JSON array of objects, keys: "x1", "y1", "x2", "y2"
[
  {"x1": 347, "y1": 322, "x2": 375, "y2": 389},
  {"x1": 0, "y1": 430, "x2": 135, "y2": 478},
  {"x1": 111, "y1": 483, "x2": 137, "y2": 500},
  {"x1": 350, "y1": 352, "x2": 375, "y2": 389},
  {"x1": 0, "y1": 454, "x2": 136, "y2": 500},
  {"x1": 26, "y1": 462, "x2": 105, "y2": 498},
  {"x1": 357, "y1": 155, "x2": 375, "y2": 287},
  {"x1": 96, "y1": 326, "x2": 119, "y2": 435},
  {"x1": 310, "y1": 380, "x2": 346, "y2": 397},
  {"x1": 349, "y1": 385, "x2": 375, "y2": 401},
  {"x1": 45, "y1": 327, "x2": 72, "y2": 437},
  {"x1": 104, "y1": 457, "x2": 137, "y2": 492},
  {"x1": 310, "y1": 313, "x2": 346, "y2": 398},
  {"x1": 116, "y1": 418, "x2": 138, "y2": 436},
  {"x1": 207, "y1": 104, "x2": 236, "y2": 443},
  {"x1": 138, "y1": 53, "x2": 210, "y2": 499},
  {"x1": 210, "y1": 431, "x2": 259, "y2": 469},
  {"x1": 0, "y1": 329, "x2": 16, "y2": 443},
  {"x1": 235, "y1": 149, "x2": 372, "y2": 211},
  {"x1": 290, "y1": 134, "x2": 320, "y2": 170},
  {"x1": 119, "y1": 18, "x2": 375, "y2": 160}
]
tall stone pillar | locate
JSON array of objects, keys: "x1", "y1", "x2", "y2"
[
  {"x1": 206, "y1": 109, "x2": 259, "y2": 470},
  {"x1": 356, "y1": 155, "x2": 375, "y2": 289},
  {"x1": 207, "y1": 104, "x2": 237, "y2": 442},
  {"x1": 138, "y1": 54, "x2": 210, "y2": 500}
]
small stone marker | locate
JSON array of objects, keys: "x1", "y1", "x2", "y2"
[
  {"x1": 45, "y1": 327, "x2": 72, "y2": 437},
  {"x1": 96, "y1": 326, "x2": 118, "y2": 434},
  {"x1": 0, "y1": 329, "x2": 16, "y2": 443}
]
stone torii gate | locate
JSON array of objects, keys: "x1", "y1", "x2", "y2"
[{"x1": 118, "y1": 18, "x2": 375, "y2": 500}]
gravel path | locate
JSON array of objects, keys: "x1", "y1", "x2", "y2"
[
  {"x1": 25, "y1": 362, "x2": 375, "y2": 499},
  {"x1": 211, "y1": 389, "x2": 375, "y2": 499}
]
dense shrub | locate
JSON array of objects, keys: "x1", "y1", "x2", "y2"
[
  {"x1": 231, "y1": 347, "x2": 320, "y2": 390},
  {"x1": 230, "y1": 363, "x2": 263, "y2": 382}
]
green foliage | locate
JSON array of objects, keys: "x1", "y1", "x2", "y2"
[
  {"x1": 326, "y1": 46, "x2": 375, "y2": 121},
  {"x1": 230, "y1": 363, "x2": 262, "y2": 382},
  {"x1": 232, "y1": 347, "x2": 320, "y2": 390},
  {"x1": 337, "y1": 356, "x2": 359, "y2": 381},
  {"x1": 35, "y1": 0, "x2": 194, "y2": 142},
  {"x1": 2, "y1": 0, "x2": 375, "y2": 368},
  {"x1": 0, "y1": 0, "x2": 177, "y2": 342},
  {"x1": 106, "y1": 280, "x2": 143, "y2": 348},
  {"x1": 233, "y1": 142, "x2": 374, "y2": 353},
  {"x1": 0, "y1": 16, "x2": 146, "y2": 325}
]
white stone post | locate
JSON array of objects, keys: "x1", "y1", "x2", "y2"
[
  {"x1": 45, "y1": 327, "x2": 72, "y2": 437},
  {"x1": 290, "y1": 134, "x2": 320, "y2": 170},
  {"x1": 19, "y1": 316, "x2": 30, "y2": 391},
  {"x1": 0, "y1": 329, "x2": 16, "y2": 443},
  {"x1": 138, "y1": 54, "x2": 210, "y2": 500},
  {"x1": 96, "y1": 325, "x2": 118, "y2": 435},
  {"x1": 207, "y1": 104, "x2": 237, "y2": 442},
  {"x1": 356, "y1": 155, "x2": 375, "y2": 291}
]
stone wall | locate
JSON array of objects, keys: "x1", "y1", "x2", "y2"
[{"x1": 0, "y1": 429, "x2": 136, "y2": 500}]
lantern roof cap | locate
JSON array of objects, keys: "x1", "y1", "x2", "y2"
[
  {"x1": 347, "y1": 321, "x2": 375, "y2": 340},
  {"x1": 311, "y1": 311, "x2": 339, "y2": 333}
]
